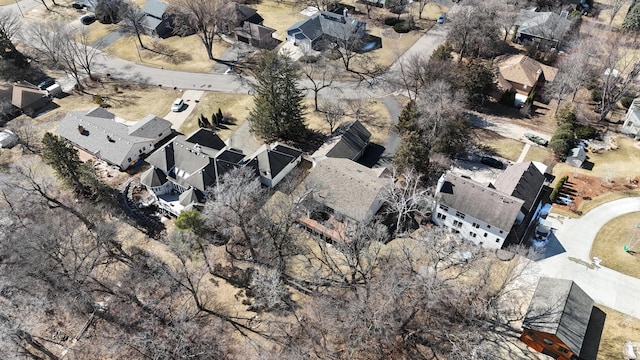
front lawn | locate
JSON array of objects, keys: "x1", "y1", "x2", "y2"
[
  {"x1": 590, "y1": 211, "x2": 640, "y2": 279},
  {"x1": 179, "y1": 93, "x2": 254, "y2": 139},
  {"x1": 473, "y1": 129, "x2": 524, "y2": 161}
]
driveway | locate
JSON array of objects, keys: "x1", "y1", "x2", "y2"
[
  {"x1": 162, "y1": 90, "x2": 204, "y2": 130},
  {"x1": 539, "y1": 197, "x2": 640, "y2": 318}
]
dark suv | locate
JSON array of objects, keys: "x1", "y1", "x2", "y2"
[{"x1": 481, "y1": 156, "x2": 504, "y2": 169}]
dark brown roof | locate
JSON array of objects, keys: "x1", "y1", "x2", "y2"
[{"x1": 494, "y1": 162, "x2": 545, "y2": 215}]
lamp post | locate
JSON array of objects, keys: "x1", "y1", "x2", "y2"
[{"x1": 15, "y1": 0, "x2": 23, "y2": 16}]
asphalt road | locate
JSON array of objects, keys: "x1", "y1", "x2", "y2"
[{"x1": 539, "y1": 197, "x2": 640, "y2": 318}]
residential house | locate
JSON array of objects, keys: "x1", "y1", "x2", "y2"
[
  {"x1": 286, "y1": 10, "x2": 367, "y2": 52},
  {"x1": 493, "y1": 161, "x2": 549, "y2": 246},
  {"x1": 433, "y1": 162, "x2": 549, "y2": 249},
  {"x1": 305, "y1": 157, "x2": 389, "y2": 223},
  {"x1": 622, "y1": 97, "x2": 640, "y2": 139},
  {"x1": 57, "y1": 107, "x2": 172, "y2": 170},
  {"x1": 566, "y1": 146, "x2": 586, "y2": 168},
  {"x1": 514, "y1": 9, "x2": 571, "y2": 49},
  {"x1": 218, "y1": 2, "x2": 276, "y2": 48},
  {"x1": 520, "y1": 277, "x2": 596, "y2": 360},
  {"x1": 496, "y1": 54, "x2": 558, "y2": 106},
  {"x1": 433, "y1": 172, "x2": 524, "y2": 249},
  {"x1": 11, "y1": 81, "x2": 51, "y2": 117},
  {"x1": 247, "y1": 142, "x2": 303, "y2": 188},
  {"x1": 141, "y1": 0, "x2": 174, "y2": 38},
  {"x1": 311, "y1": 120, "x2": 371, "y2": 163},
  {"x1": 140, "y1": 128, "x2": 255, "y2": 216}
]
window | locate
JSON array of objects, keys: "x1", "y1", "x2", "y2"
[
  {"x1": 499, "y1": 230, "x2": 503, "y2": 234},
  {"x1": 455, "y1": 211, "x2": 465, "y2": 219},
  {"x1": 483, "y1": 233, "x2": 487, "y2": 237},
  {"x1": 439, "y1": 204, "x2": 449, "y2": 212},
  {"x1": 143, "y1": 146, "x2": 146, "y2": 151},
  {"x1": 558, "y1": 346, "x2": 569, "y2": 354},
  {"x1": 469, "y1": 232, "x2": 476, "y2": 238},
  {"x1": 479, "y1": 242, "x2": 483, "y2": 246},
  {"x1": 453, "y1": 220, "x2": 463, "y2": 227},
  {"x1": 495, "y1": 238, "x2": 500, "y2": 243},
  {"x1": 543, "y1": 339, "x2": 554, "y2": 346},
  {"x1": 472, "y1": 223, "x2": 480, "y2": 228},
  {"x1": 487, "y1": 225, "x2": 491, "y2": 229},
  {"x1": 127, "y1": 157, "x2": 131, "y2": 162},
  {"x1": 437, "y1": 213, "x2": 447, "y2": 220}
]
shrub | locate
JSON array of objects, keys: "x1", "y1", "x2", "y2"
[
  {"x1": 550, "y1": 176, "x2": 569, "y2": 202},
  {"x1": 93, "y1": 95, "x2": 104, "y2": 106},
  {"x1": 500, "y1": 91, "x2": 516, "y2": 106},
  {"x1": 575, "y1": 126, "x2": 597, "y2": 139},
  {"x1": 393, "y1": 21, "x2": 411, "y2": 33},
  {"x1": 299, "y1": 55, "x2": 318, "y2": 63},
  {"x1": 621, "y1": 96, "x2": 635, "y2": 109},
  {"x1": 384, "y1": 17, "x2": 403, "y2": 26},
  {"x1": 591, "y1": 89, "x2": 603, "y2": 102}
]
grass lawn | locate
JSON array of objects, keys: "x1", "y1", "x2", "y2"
[
  {"x1": 473, "y1": 129, "x2": 524, "y2": 161},
  {"x1": 592, "y1": 0, "x2": 633, "y2": 28},
  {"x1": 104, "y1": 34, "x2": 227, "y2": 73},
  {"x1": 591, "y1": 211, "x2": 640, "y2": 279},
  {"x1": 253, "y1": 0, "x2": 308, "y2": 43},
  {"x1": 578, "y1": 190, "x2": 640, "y2": 214},
  {"x1": 54, "y1": 80, "x2": 181, "y2": 120},
  {"x1": 523, "y1": 145, "x2": 553, "y2": 163},
  {"x1": 553, "y1": 136, "x2": 640, "y2": 180},
  {"x1": 597, "y1": 305, "x2": 640, "y2": 360},
  {"x1": 180, "y1": 92, "x2": 254, "y2": 139},
  {"x1": 420, "y1": 2, "x2": 449, "y2": 20},
  {"x1": 305, "y1": 98, "x2": 391, "y2": 144}
]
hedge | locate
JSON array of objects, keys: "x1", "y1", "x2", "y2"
[
  {"x1": 550, "y1": 176, "x2": 569, "y2": 202},
  {"x1": 394, "y1": 21, "x2": 411, "y2": 33},
  {"x1": 384, "y1": 17, "x2": 403, "y2": 26}
]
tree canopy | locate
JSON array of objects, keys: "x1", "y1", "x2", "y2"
[{"x1": 248, "y1": 51, "x2": 307, "y2": 142}]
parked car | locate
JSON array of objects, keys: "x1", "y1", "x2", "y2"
[
  {"x1": 556, "y1": 195, "x2": 572, "y2": 205},
  {"x1": 171, "y1": 98, "x2": 185, "y2": 112},
  {"x1": 481, "y1": 156, "x2": 504, "y2": 169},
  {"x1": 524, "y1": 133, "x2": 549, "y2": 146},
  {"x1": 80, "y1": 15, "x2": 96, "y2": 25},
  {"x1": 37, "y1": 77, "x2": 55, "y2": 90},
  {"x1": 437, "y1": 14, "x2": 446, "y2": 24}
]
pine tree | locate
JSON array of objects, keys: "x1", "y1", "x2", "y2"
[
  {"x1": 396, "y1": 100, "x2": 419, "y2": 136},
  {"x1": 248, "y1": 51, "x2": 307, "y2": 142},
  {"x1": 394, "y1": 131, "x2": 430, "y2": 175},
  {"x1": 623, "y1": 3, "x2": 640, "y2": 32},
  {"x1": 42, "y1": 132, "x2": 85, "y2": 190}
]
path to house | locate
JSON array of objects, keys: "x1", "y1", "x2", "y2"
[
  {"x1": 227, "y1": 120, "x2": 261, "y2": 154},
  {"x1": 538, "y1": 197, "x2": 640, "y2": 318},
  {"x1": 162, "y1": 90, "x2": 204, "y2": 130},
  {"x1": 516, "y1": 143, "x2": 531, "y2": 163}
]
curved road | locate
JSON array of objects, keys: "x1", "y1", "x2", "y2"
[{"x1": 539, "y1": 197, "x2": 640, "y2": 318}]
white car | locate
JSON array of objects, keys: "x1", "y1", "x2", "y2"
[
  {"x1": 556, "y1": 195, "x2": 572, "y2": 205},
  {"x1": 171, "y1": 98, "x2": 185, "y2": 112}
]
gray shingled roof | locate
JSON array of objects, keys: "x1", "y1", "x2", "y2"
[
  {"x1": 56, "y1": 107, "x2": 171, "y2": 169},
  {"x1": 515, "y1": 10, "x2": 570, "y2": 42},
  {"x1": 251, "y1": 143, "x2": 302, "y2": 181},
  {"x1": 306, "y1": 158, "x2": 389, "y2": 222},
  {"x1": 287, "y1": 11, "x2": 365, "y2": 43},
  {"x1": 140, "y1": 167, "x2": 168, "y2": 188},
  {"x1": 494, "y1": 162, "x2": 545, "y2": 215},
  {"x1": 437, "y1": 173, "x2": 524, "y2": 231},
  {"x1": 524, "y1": 277, "x2": 594, "y2": 355},
  {"x1": 313, "y1": 120, "x2": 371, "y2": 161},
  {"x1": 142, "y1": 0, "x2": 167, "y2": 18}
]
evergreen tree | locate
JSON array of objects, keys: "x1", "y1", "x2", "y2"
[
  {"x1": 396, "y1": 100, "x2": 420, "y2": 136},
  {"x1": 248, "y1": 51, "x2": 307, "y2": 142},
  {"x1": 42, "y1": 132, "x2": 85, "y2": 190},
  {"x1": 394, "y1": 131, "x2": 430, "y2": 175},
  {"x1": 623, "y1": 3, "x2": 640, "y2": 32}
]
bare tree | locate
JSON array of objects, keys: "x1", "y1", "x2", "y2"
[
  {"x1": 319, "y1": 99, "x2": 345, "y2": 133},
  {"x1": 171, "y1": 0, "x2": 222, "y2": 60},
  {"x1": 447, "y1": 3, "x2": 501, "y2": 61},
  {"x1": 23, "y1": 21, "x2": 66, "y2": 69},
  {"x1": 62, "y1": 26, "x2": 102, "y2": 83},
  {"x1": 0, "y1": 9, "x2": 21, "y2": 41},
  {"x1": 299, "y1": 55, "x2": 338, "y2": 111},
  {"x1": 597, "y1": 33, "x2": 640, "y2": 121},
  {"x1": 119, "y1": 0, "x2": 148, "y2": 48},
  {"x1": 545, "y1": 39, "x2": 597, "y2": 109},
  {"x1": 607, "y1": 0, "x2": 627, "y2": 26},
  {"x1": 381, "y1": 167, "x2": 433, "y2": 234}
]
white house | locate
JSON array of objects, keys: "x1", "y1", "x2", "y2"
[
  {"x1": 433, "y1": 172, "x2": 524, "y2": 249},
  {"x1": 56, "y1": 107, "x2": 172, "y2": 170},
  {"x1": 622, "y1": 97, "x2": 640, "y2": 139},
  {"x1": 247, "y1": 142, "x2": 303, "y2": 188}
]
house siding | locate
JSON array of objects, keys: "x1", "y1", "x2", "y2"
[
  {"x1": 432, "y1": 204, "x2": 508, "y2": 249},
  {"x1": 520, "y1": 329, "x2": 575, "y2": 360}
]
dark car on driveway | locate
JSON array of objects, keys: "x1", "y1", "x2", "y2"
[
  {"x1": 37, "y1": 77, "x2": 55, "y2": 90},
  {"x1": 481, "y1": 156, "x2": 504, "y2": 169},
  {"x1": 524, "y1": 133, "x2": 549, "y2": 146}
]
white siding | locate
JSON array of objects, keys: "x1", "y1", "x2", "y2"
[{"x1": 432, "y1": 203, "x2": 508, "y2": 249}]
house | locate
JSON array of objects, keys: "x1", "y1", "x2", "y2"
[
  {"x1": 622, "y1": 97, "x2": 640, "y2": 139},
  {"x1": 311, "y1": 120, "x2": 371, "y2": 163},
  {"x1": 247, "y1": 142, "x2": 303, "y2": 188},
  {"x1": 218, "y1": 2, "x2": 276, "y2": 48},
  {"x1": 433, "y1": 172, "x2": 524, "y2": 249},
  {"x1": 56, "y1": 107, "x2": 172, "y2": 170},
  {"x1": 493, "y1": 162, "x2": 549, "y2": 246},
  {"x1": 286, "y1": 10, "x2": 367, "y2": 52},
  {"x1": 141, "y1": 0, "x2": 173, "y2": 38},
  {"x1": 566, "y1": 146, "x2": 586, "y2": 168},
  {"x1": 433, "y1": 162, "x2": 549, "y2": 249},
  {"x1": 496, "y1": 54, "x2": 558, "y2": 106},
  {"x1": 0, "y1": 129, "x2": 18, "y2": 148},
  {"x1": 305, "y1": 158, "x2": 389, "y2": 223},
  {"x1": 11, "y1": 81, "x2": 51, "y2": 117},
  {"x1": 514, "y1": 9, "x2": 571, "y2": 49},
  {"x1": 140, "y1": 128, "x2": 256, "y2": 216},
  {"x1": 520, "y1": 277, "x2": 595, "y2": 360}
]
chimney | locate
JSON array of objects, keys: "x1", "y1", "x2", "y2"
[
  {"x1": 77, "y1": 125, "x2": 85, "y2": 134},
  {"x1": 194, "y1": 143, "x2": 202, "y2": 155}
]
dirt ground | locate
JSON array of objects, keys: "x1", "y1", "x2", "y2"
[{"x1": 552, "y1": 171, "x2": 639, "y2": 214}]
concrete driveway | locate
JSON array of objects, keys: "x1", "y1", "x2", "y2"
[
  {"x1": 162, "y1": 90, "x2": 204, "y2": 130},
  {"x1": 538, "y1": 197, "x2": 640, "y2": 318}
]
